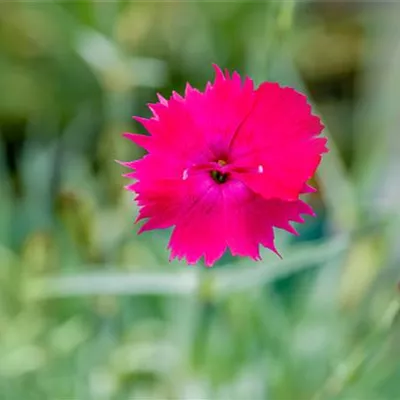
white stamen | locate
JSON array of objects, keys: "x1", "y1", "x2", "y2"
[
  {"x1": 258, "y1": 164, "x2": 264, "y2": 173},
  {"x1": 182, "y1": 169, "x2": 189, "y2": 180}
]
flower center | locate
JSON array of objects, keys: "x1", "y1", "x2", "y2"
[
  {"x1": 210, "y1": 170, "x2": 229, "y2": 184},
  {"x1": 210, "y1": 159, "x2": 229, "y2": 184}
]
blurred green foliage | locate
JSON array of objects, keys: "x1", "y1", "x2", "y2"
[{"x1": 1, "y1": 1, "x2": 400, "y2": 399}]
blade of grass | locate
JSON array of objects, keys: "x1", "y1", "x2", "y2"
[{"x1": 26, "y1": 235, "x2": 349, "y2": 300}]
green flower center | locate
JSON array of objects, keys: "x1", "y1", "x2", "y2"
[{"x1": 210, "y1": 170, "x2": 228, "y2": 184}]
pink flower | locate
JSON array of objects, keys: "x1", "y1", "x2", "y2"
[{"x1": 120, "y1": 65, "x2": 328, "y2": 266}]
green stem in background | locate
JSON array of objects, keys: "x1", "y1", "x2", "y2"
[
  {"x1": 266, "y1": 0, "x2": 296, "y2": 75},
  {"x1": 277, "y1": 0, "x2": 296, "y2": 36},
  {"x1": 191, "y1": 271, "x2": 217, "y2": 370}
]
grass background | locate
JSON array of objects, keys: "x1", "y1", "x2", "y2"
[{"x1": 1, "y1": 1, "x2": 400, "y2": 399}]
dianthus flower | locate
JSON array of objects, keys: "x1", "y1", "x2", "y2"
[{"x1": 120, "y1": 65, "x2": 328, "y2": 266}]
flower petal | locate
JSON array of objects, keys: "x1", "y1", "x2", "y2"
[
  {"x1": 183, "y1": 65, "x2": 255, "y2": 156},
  {"x1": 222, "y1": 181, "x2": 316, "y2": 260},
  {"x1": 222, "y1": 181, "x2": 277, "y2": 259},
  {"x1": 231, "y1": 82, "x2": 326, "y2": 200},
  {"x1": 168, "y1": 182, "x2": 227, "y2": 266},
  {"x1": 123, "y1": 132, "x2": 152, "y2": 151},
  {"x1": 134, "y1": 100, "x2": 212, "y2": 163}
]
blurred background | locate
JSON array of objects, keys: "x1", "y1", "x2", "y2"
[{"x1": 1, "y1": 1, "x2": 400, "y2": 399}]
